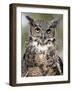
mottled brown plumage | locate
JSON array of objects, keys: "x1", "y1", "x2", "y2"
[{"x1": 21, "y1": 16, "x2": 63, "y2": 77}]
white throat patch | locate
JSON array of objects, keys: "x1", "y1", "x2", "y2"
[{"x1": 32, "y1": 41, "x2": 54, "y2": 52}]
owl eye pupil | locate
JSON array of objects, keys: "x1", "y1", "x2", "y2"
[
  {"x1": 46, "y1": 29, "x2": 51, "y2": 33},
  {"x1": 35, "y1": 27, "x2": 40, "y2": 32}
]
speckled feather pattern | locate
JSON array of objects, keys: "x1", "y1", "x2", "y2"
[{"x1": 21, "y1": 16, "x2": 63, "y2": 77}]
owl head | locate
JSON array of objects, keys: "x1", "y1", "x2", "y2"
[{"x1": 26, "y1": 16, "x2": 59, "y2": 45}]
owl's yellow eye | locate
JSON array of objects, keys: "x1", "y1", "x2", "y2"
[
  {"x1": 35, "y1": 27, "x2": 40, "y2": 33},
  {"x1": 46, "y1": 29, "x2": 51, "y2": 34}
]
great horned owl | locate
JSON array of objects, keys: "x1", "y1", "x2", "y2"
[{"x1": 21, "y1": 16, "x2": 63, "y2": 77}]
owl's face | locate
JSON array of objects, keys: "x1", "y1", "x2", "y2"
[{"x1": 26, "y1": 16, "x2": 58, "y2": 45}]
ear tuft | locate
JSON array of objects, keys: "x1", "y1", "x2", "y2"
[
  {"x1": 49, "y1": 19, "x2": 59, "y2": 28},
  {"x1": 26, "y1": 16, "x2": 34, "y2": 25}
]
